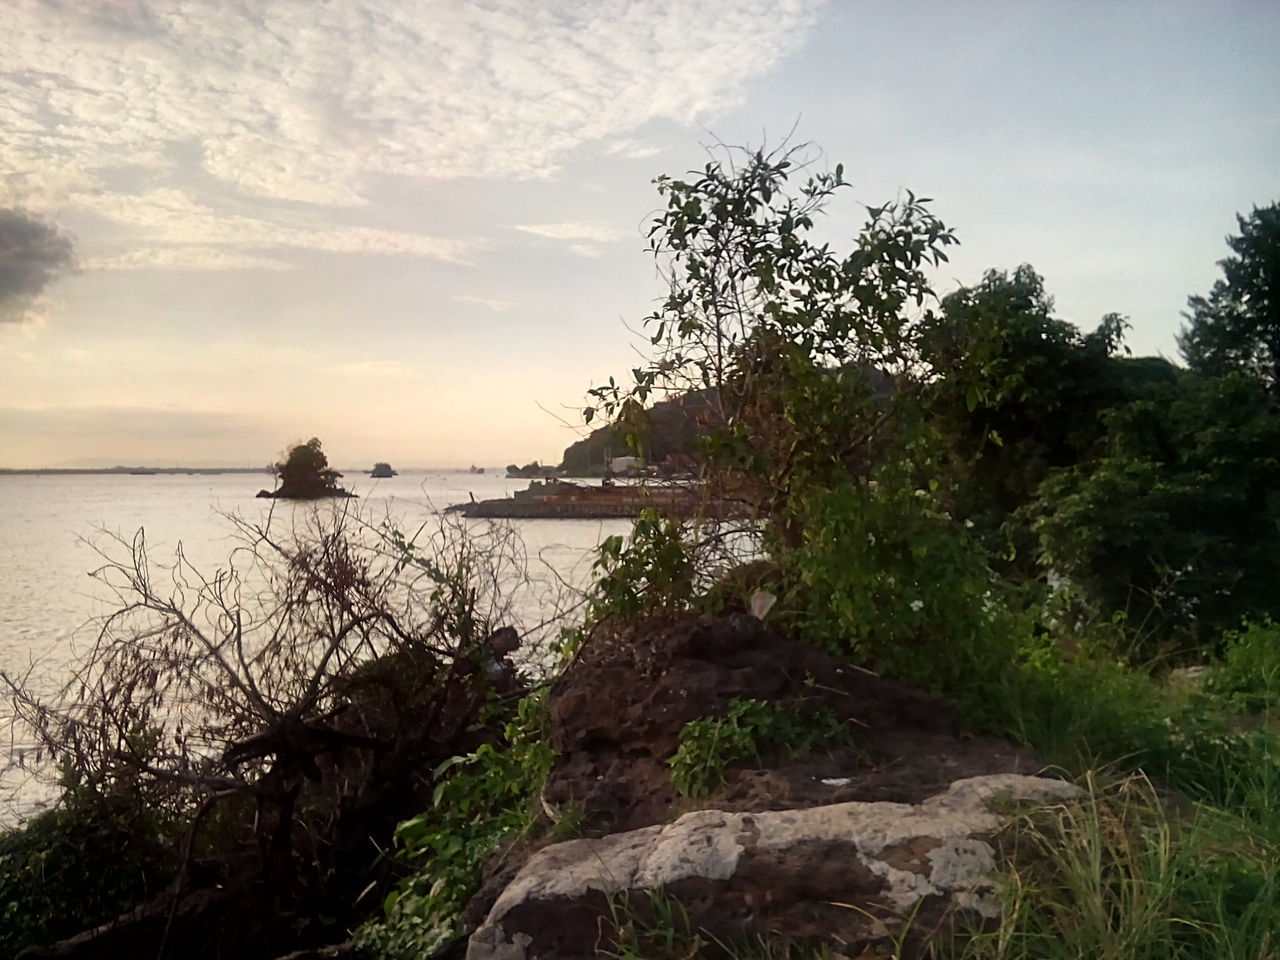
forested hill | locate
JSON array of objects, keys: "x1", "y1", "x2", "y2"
[{"x1": 559, "y1": 390, "x2": 714, "y2": 474}]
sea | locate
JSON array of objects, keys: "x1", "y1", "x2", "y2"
[{"x1": 0, "y1": 469, "x2": 631, "y2": 824}]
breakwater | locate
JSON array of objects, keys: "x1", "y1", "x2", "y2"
[{"x1": 447, "y1": 479, "x2": 709, "y2": 519}]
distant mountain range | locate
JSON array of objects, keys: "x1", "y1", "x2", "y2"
[{"x1": 52, "y1": 457, "x2": 265, "y2": 470}]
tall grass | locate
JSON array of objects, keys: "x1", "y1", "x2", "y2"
[
  {"x1": 959, "y1": 773, "x2": 1278, "y2": 960},
  {"x1": 949, "y1": 618, "x2": 1280, "y2": 960}
]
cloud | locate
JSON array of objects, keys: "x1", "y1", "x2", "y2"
[
  {"x1": 514, "y1": 221, "x2": 630, "y2": 258},
  {"x1": 0, "y1": 208, "x2": 75, "y2": 323},
  {"x1": 0, "y1": 1, "x2": 823, "y2": 268},
  {"x1": 83, "y1": 247, "x2": 293, "y2": 272},
  {"x1": 600, "y1": 139, "x2": 664, "y2": 160},
  {"x1": 513, "y1": 222, "x2": 627, "y2": 243},
  {"x1": 453, "y1": 294, "x2": 514, "y2": 312},
  {"x1": 75, "y1": 189, "x2": 481, "y2": 268}
]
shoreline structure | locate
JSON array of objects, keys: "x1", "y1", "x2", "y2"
[{"x1": 447, "y1": 478, "x2": 719, "y2": 519}]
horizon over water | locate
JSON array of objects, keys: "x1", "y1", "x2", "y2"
[{"x1": 0, "y1": 470, "x2": 628, "y2": 823}]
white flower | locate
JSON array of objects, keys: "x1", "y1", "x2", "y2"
[{"x1": 909, "y1": 599, "x2": 924, "y2": 612}]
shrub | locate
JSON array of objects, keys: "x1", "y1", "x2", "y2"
[
  {"x1": 357, "y1": 695, "x2": 554, "y2": 959},
  {"x1": 1203, "y1": 619, "x2": 1280, "y2": 714},
  {"x1": 780, "y1": 451, "x2": 1011, "y2": 696},
  {"x1": 0, "y1": 792, "x2": 176, "y2": 956},
  {"x1": 669, "y1": 698, "x2": 857, "y2": 798}
]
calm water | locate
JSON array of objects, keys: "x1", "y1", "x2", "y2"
[{"x1": 0, "y1": 470, "x2": 629, "y2": 821}]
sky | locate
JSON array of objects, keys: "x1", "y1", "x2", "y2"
[{"x1": 1, "y1": 0, "x2": 1276, "y2": 469}]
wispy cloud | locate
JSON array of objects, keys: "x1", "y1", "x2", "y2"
[
  {"x1": 514, "y1": 221, "x2": 630, "y2": 258},
  {"x1": 513, "y1": 222, "x2": 627, "y2": 243},
  {"x1": 453, "y1": 294, "x2": 514, "y2": 312},
  {"x1": 77, "y1": 189, "x2": 481, "y2": 268},
  {"x1": 83, "y1": 247, "x2": 293, "y2": 272},
  {"x1": 0, "y1": 0, "x2": 823, "y2": 271},
  {"x1": 600, "y1": 139, "x2": 664, "y2": 160}
]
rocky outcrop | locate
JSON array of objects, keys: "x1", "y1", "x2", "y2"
[
  {"x1": 455, "y1": 615, "x2": 1062, "y2": 958},
  {"x1": 542, "y1": 616, "x2": 1038, "y2": 834},
  {"x1": 468, "y1": 774, "x2": 1081, "y2": 960}
]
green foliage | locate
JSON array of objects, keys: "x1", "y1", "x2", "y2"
[
  {"x1": 1026, "y1": 372, "x2": 1280, "y2": 654},
  {"x1": 780, "y1": 446, "x2": 1010, "y2": 694},
  {"x1": 273, "y1": 436, "x2": 348, "y2": 498},
  {"x1": 920, "y1": 266, "x2": 1145, "y2": 567},
  {"x1": 669, "y1": 698, "x2": 857, "y2": 798},
  {"x1": 356, "y1": 695, "x2": 553, "y2": 959},
  {"x1": 1204, "y1": 619, "x2": 1280, "y2": 713},
  {"x1": 0, "y1": 793, "x2": 176, "y2": 956},
  {"x1": 954, "y1": 602, "x2": 1280, "y2": 838},
  {"x1": 958, "y1": 774, "x2": 1280, "y2": 960},
  {"x1": 585, "y1": 143, "x2": 956, "y2": 537},
  {"x1": 1179, "y1": 201, "x2": 1280, "y2": 391},
  {"x1": 587, "y1": 509, "x2": 698, "y2": 622}
]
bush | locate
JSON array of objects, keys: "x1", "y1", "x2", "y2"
[
  {"x1": 780, "y1": 455, "x2": 1010, "y2": 696},
  {"x1": 0, "y1": 793, "x2": 176, "y2": 956},
  {"x1": 669, "y1": 698, "x2": 857, "y2": 798},
  {"x1": 356, "y1": 695, "x2": 554, "y2": 959},
  {"x1": 1204, "y1": 619, "x2": 1280, "y2": 714}
]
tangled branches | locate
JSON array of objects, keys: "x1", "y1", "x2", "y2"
[{"x1": 1, "y1": 505, "x2": 544, "y2": 947}]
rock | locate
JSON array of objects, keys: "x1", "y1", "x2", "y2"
[
  {"x1": 542, "y1": 616, "x2": 1038, "y2": 834},
  {"x1": 467, "y1": 774, "x2": 1081, "y2": 960}
]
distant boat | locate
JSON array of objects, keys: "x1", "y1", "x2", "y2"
[
  {"x1": 469, "y1": 464, "x2": 485, "y2": 474},
  {"x1": 369, "y1": 462, "x2": 397, "y2": 478}
]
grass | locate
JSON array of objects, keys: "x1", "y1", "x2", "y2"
[
  {"x1": 944, "y1": 618, "x2": 1280, "y2": 960},
  {"x1": 956, "y1": 772, "x2": 1279, "y2": 960}
]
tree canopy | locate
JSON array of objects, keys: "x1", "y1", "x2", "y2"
[
  {"x1": 1179, "y1": 202, "x2": 1280, "y2": 392},
  {"x1": 586, "y1": 144, "x2": 1280, "y2": 659},
  {"x1": 272, "y1": 437, "x2": 351, "y2": 498}
]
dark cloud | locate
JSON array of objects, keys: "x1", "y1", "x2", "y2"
[{"x1": 0, "y1": 209, "x2": 75, "y2": 323}]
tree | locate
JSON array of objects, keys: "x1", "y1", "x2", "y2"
[
  {"x1": 585, "y1": 142, "x2": 956, "y2": 540},
  {"x1": 1179, "y1": 202, "x2": 1280, "y2": 392},
  {"x1": 919, "y1": 265, "x2": 1146, "y2": 566},
  {"x1": 1026, "y1": 371, "x2": 1280, "y2": 654},
  {"x1": 272, "y1": 437, "x2": 351, "y2": 498}
]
